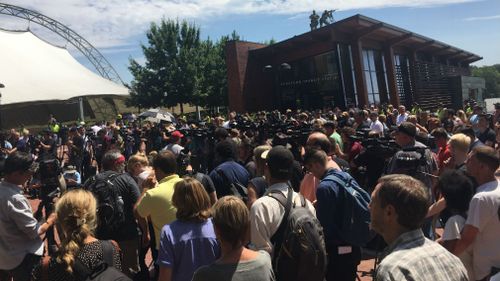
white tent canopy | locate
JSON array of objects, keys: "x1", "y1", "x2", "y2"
[{"x1": 0, "y1": 29, "x2": 128, "y2": 105}]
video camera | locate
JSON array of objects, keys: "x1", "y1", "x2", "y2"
[{"x1": 36, "y1": 157, "x2": 63, "y2": 199}]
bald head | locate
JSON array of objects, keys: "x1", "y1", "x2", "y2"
[{"x1": 307, "y1": 132, "x2": 331, "y2": 154}]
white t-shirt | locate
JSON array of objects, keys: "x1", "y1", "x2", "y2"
[
  {"x1": 396, "y1": 113, "x2": 408, "y2": 125},
  {"x1": 370, "y1": 120, "x2": 384, "y2": 135},
  {"x1": 137, "y1": 169, "x2": 152, "y2": 192},
  {"x1": 162, "y1": 143, "x2": 184, "y2": 157},
  {"x1": 250, "y1": 182, "x2": 316, "y2": 254},
  {"x1": 442, "y1": 215, "x2": 474, "y2": 280},
  {"x1": 466, "y1": 180, "x2": 500, "y2": 280}
]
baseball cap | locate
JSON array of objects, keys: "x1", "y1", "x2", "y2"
[
  {"x1": 397, "y1": 122, "x2": 416, "y2": 137},
  {"x1": 171, "y1": 130, "x2": 184, "y2": 138},
  {"x1": 262, "y1": 145, "x2": 294, "y2": 176}
]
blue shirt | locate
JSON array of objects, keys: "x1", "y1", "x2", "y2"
[
  {"x1": 158, "y1": 218, "x2": 220, "y2": 281},
  {"x1": 209, "y1": 161, "x2": 250, "y2": 197},
  {"x1": 316, "y1": 169, "x2": 344, "y2": 247}
]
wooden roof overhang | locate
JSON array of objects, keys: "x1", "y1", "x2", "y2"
[{"x1": 251, "y1": 14, "x2": 482, "y2": 64}]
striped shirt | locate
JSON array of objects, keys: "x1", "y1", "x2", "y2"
[{"x1": 376, "y1": 229, "x2": 468, "y2": 281}]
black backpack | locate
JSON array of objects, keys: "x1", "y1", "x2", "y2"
[
  {"x1": 86, "y1": 172, "x2": 125, "y2": 239},
  {"x1": 269, "y1": 185, "x2": 327, "y2": 281},
  {"x1": 73, "y1": 240, "x2": 131, "y2": 281},
  {"x1": 216, "y1": 168, "x2": 248, "y2": 202},
  {"x1": 322, "y1": 170, "x2": 373, "y2": 247}
]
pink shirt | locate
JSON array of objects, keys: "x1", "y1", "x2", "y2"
[{"x1": 300, "y1": 173, "x2": 319, "y2": 203}]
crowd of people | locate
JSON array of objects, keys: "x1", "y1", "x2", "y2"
[{"x1": 0, "y1": 101, "x2": 500, "y2": 281}]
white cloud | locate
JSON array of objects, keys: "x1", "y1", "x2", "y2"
[
  {"x1": 464, "y1": 14, "x2": 500, "y2": 21},
  {"x1": 0, "y1": 0, "x2": 481, "y2": 49}
]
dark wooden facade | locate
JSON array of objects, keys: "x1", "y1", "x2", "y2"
[{"x1": 225, "y1": 14, "x2": 482, "y2": 112}]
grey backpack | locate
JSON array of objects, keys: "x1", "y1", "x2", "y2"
[{"x1": 269, "y1": 186, "x2": 327, "y2": 281}]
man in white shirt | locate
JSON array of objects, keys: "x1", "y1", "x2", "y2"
[
  {"x1": 250, "y1": 146, "x2": 315, "y2": 254},
  {"x1": 454, "y1": 146, "x2": 500, "y2": 281},
  {"x1": 396, "y1": 105, "x2": 409, "y2": 125},
  {"x1": 162, "y1": 130, "x2": 184, "y2": 157},
  {"x1": 369, "y1": 111, "x2": 384, "y2": 136},
  {"x1": 0, "y1": 152, "x2": 56, "y2": 281}
]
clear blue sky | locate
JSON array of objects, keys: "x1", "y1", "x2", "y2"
[{"x1": 1, "y1": 0, "x2": 498, "y2": 84}]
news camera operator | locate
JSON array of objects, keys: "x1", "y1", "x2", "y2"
[
  {"x1": 352, "y1": 130, "x2": 396, "y2": 193},
  {"x1": 37, "y1": 129, "x2": 57, "y2": 159},
  {"x1": 66, "y1": 126, "x2": 84, "y2": 173},
  {"x1": 31, "y1": 153, "x2": 66, "y2": 255},
  {"x1": 385, "y1": 121, "x2": 438, "y2": 238}
]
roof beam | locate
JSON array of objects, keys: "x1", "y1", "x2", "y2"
[
  {"x1": 462, "y1": 56, "x2": 482, "y2": 64},
  {"x1": 447, "y1": 51, "x2": 465, "y2": 59},
  {"x1": 413, "y1": 40, "x2": 435, "y2": 51},
  {"x1": 386, "y1": 32, "x2": 413, "y2": 46},
  {"x1": 435, "y1": 45, "x2": 452, "y2": 55},
  {"x1": 457, "y1": 54, "x2": 476, "y2": 62},
  {"x1": 354, "y1": 22, "x2": 384, "y2": 39}
]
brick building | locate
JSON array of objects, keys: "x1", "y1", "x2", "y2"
[{"x1": 225, "y1": 14, "x2": 484, "y2": 112}]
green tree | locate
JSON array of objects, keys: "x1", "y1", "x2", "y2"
[
  {"x1": 262, "y1": 38, "x2": 276, "y2": 45},
  {"x1": 127, "y1": 19, "x2": 201, "y2": 114},
  {"x1": 472, "y1": 64, "x2": 500, "y2": 98},
  {"x1": 197, "y1": 31, "x2": 240, "y2": 110}
]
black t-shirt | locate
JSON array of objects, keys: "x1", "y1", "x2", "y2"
[
  {"x1": 333, "y1": 156, "x2": 350, "y2": 171},
  {"x1": 290, "y1": 160, "x2": 304, "y2": 192},
  {"x1": 88, "y1": 171, "x2": 141, "y2": 240},
  {"x1": 41, "y1": 138, "x2": 57, "y2": 157},
  {"x1": 477, "y1": 128, "x2": 496, "y2": 146},
  {"x1": 71, "y1": 135, "x2": 85, "y2": 158},
  {"x1": 194, "y1": 172, "x2": 216, "y2": 194},
  {"x1": 249, "y1": 176, "x2": 268, "y2": 198}
]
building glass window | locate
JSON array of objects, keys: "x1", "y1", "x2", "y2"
[
  {"x1": 363, "y1": 49, "x2": 380, "y2": 105},
  {"x1": 280, "y1": 50, "x2": 343, "y2": 110}
]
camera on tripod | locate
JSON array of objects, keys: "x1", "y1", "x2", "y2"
[{"x1": 37, "y1": 158, "x2": 64, "y2": 200}]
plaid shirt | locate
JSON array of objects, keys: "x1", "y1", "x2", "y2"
[{"x1": 376, "y1": 229, "x2": 468, "y2": 281}]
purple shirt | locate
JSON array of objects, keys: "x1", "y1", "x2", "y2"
[{"x1": 158, "y1": 218, "x2": 220, "y2": 281}]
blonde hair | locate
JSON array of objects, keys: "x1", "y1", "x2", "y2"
[
  {"x1": 448, "y1": 133, "x2": 471, "y2": 153},
  {"x1": 172, "y1": 178, "x2": 211, "y2": 222},
  {"x1": 457, "y1": 110, "x2": 467, "y2": 124},
  {"x1": 407, "y1": 115, "x2": 418, "y2": 124},
  {"x1": 253, "y1": 145, "x2": 271, "y2": 176},
  {"x1": 55, "y1": 189, "x2": 97, "y2": 273},
  {"x1": 127, "y1": 153, "x2": 149, "y2": 171},
  {"x1": 212, "y1": 196, "x2": 249, "y2": 248}
]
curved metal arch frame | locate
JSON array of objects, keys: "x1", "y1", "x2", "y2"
[{"x1": 0, "y1": 2, "x2": 124, "y2": 84}]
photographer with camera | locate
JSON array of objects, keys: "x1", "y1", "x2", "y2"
[
  {"x1": 352, "y1": 131, "x2": 392, "y2": 193},
  {"x1": 67, "y1": 126, "x2": 85, "y2": 173},
  {"x1": 38, "y1": 129, "x2": 57, "y2": 160},
  {"x1": 33, "y1": 154, "x2": 66, "y2": 255},
  {"x1": 385, "y1": 122, "x2": 438, "y2": 238}
]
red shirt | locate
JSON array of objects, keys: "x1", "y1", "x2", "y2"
[
  {"x1": 437, "y1": 144, "x2": 451, "y2": 171},
  {"x1": 348, "y1": 141, "x2": 363, "y2": 162}
]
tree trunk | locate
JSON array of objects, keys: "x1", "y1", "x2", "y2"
[{"x1": 180, "y1": 103, "x2": 184, "y2": 115}]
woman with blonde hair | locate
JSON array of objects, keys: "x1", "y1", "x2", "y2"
[
  {"x1": 157, "y1": 178, "x2": 220, "y2": 281},
  {"x1": 32, "y1": 189, "x2": 122, "y2": 280},
  {"x1": 192, "y1": 196, "x2": 274, "y2": 281},
  {"x1": 444, "y1": 133, "x2": 471, "y2": 171},
  {"x1": 127, "y1": 153, "x2": 153, "y2": 191}
]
